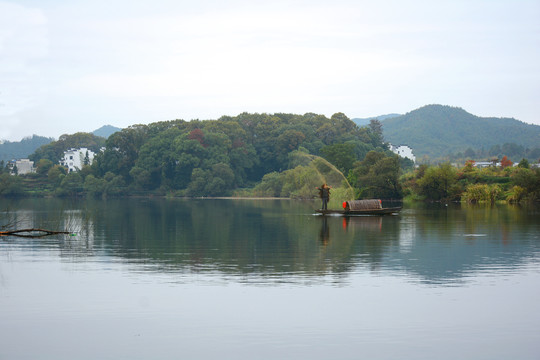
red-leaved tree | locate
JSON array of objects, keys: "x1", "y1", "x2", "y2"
[{"x1": 500, "y1": 155, "x2": 513, "y2": 169}]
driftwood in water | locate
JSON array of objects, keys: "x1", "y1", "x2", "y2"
[{"x1": 0, "y1": 228, "x2": 70, "y2": 238}]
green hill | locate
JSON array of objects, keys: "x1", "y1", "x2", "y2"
[
  {"x1": 382, "y1": 105, "x2": 540, "y2": 160},
  {"x1": 0, "y1": 135, "x2": 54, "y2": 163},
  {"x1": 0, "y1": 125, "x2": 119, "y2": 164},
  {"x1": 93, "y1": 125, "x2": 121, "y2": 138},
  {"x1": 352, "y1": 113, "x2": 400, "y2": 127}
]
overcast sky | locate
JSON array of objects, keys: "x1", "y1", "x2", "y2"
[{"x1": 1, "y1": 0, "x2": 539, "y2": 141}]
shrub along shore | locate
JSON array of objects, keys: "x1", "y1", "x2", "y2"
[
  {"x1": 2, "y1": 158, "x2": 538, "y2": 205},
  {"x1": 1, "y1": 113, "x2": 538, "y2": 204}
]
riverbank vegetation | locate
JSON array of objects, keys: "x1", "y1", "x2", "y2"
[
  {"x1": 401, "y1": 160, "x2": 540, "y2": 203},
  {"x1": 1, "y1": 112, "x2": 538, "y2": 205},
  {"x1": 1, "y1": 113, "x2": 395, "y2": 203}
]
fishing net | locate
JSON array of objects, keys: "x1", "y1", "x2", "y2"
[{"x1": 283, "y1": 151, "x2": 355, "y2": 207}]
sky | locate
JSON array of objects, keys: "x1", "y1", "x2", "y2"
[{"x1": 1, "y1": 0, "x2": 539, "y2": 141}]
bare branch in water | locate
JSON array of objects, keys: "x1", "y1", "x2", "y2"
[
  {"x1": 0, "y1": 228, "x2": 70, "y2": 238},
  {"x1": 2, "y1": 206, "x2": 75, "y2": 238}
]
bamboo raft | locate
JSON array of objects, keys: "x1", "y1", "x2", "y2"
[{"x1": 316, "y1": 199, "x2": 401, "y2": 216}]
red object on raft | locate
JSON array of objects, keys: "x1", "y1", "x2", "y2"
[
  {"x1": 343, "y1": 199, "x2": 383, "y2": 211},
  {"x1": 318, "y1": 199, "x2": 402, "y2": 216}
]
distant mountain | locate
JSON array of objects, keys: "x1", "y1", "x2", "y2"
[
  {"x1": 0, "y1": 135, "x2": 54, "y2": 163},
  {"x1": 382, "y1": 105, "x2": 540, "y2": 160},
  {"x1": 0, "y1": 124, "x2": 119, "y2": 163},
  {"x1": 93, "y1": 125, "x2": 121, "y2": 138},
  {"x1": 352, "y1": 114, "x2": 401, "y2": 127}
]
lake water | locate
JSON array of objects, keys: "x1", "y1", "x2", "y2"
[{"x1": 1, "y1": 198, "x2": 539, "y2": 360}]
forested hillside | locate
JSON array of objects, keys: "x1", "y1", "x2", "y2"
[
  {"x1": 352, "y1": 114, "x2": 400, "y2": 127},
  {"x1": 0, "y1": 127, "x2": 115, "y2": 164},
  {"x1": 93, "y1": 125, "x2": 121, "y2": 138},
  {"x1": 3, "y1": 110, "x2": 539, "y2": 203},
  {"x1": 382, "y1": 105, "x2": 540, "y2": 161},
  {"x1": 29, "y1": 133, "x2": 106, "y2": 163},
  {"x1": 0, "y1": 135, "x2": 54, "y2": 163},
  {"x1": 19, "y1": 112, "x2": 397, "y2": 198}
]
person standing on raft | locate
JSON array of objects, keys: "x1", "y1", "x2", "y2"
[{"x1": 317, "y1": 183, "x2": 331, "y2": 210}]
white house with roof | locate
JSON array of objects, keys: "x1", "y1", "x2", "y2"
[
  {"x1": 473, "y1": 161, "x2": 497, "y2": 168},
  {"x1": 9, "y1": 159, "x2": 35, "y2": 175},
  {"x1": 60, "y1": 148, "x2": 95, "y2": 172},
  {"x1": 389, "y1": 144, "x2": 415, "y2": 163}
]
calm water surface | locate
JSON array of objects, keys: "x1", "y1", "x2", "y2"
[{"x1": 1, "y1": 198, "x2": 539, "y2": 359}]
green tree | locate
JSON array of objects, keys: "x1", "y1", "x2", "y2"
[
  {"x1": 57, "y1": 172, "x2": 83, "y2": 197},
  {"x1": 320, "y1": 143, "x2": 356, "y2": 174},
  {"x1": 517, "y1": 158, "x2": 529, "y2": 169},
  {"x1": 186, "y1": 168, "x2": 210, "y2": 196},
  {"x1": 229, "y1": 143, "x2": 259, "y2": 187},
  {"x1": 368, "y1": 119, "x2": 384, "y2": 146},
  {"x1": 462, "y1": 183, "x2": 502, "y2": 203},
  {"x1": 129, "y1": 167, "x2": 153, "y2": 190},
  {"x1": 203, "y1": 132, "x2": 232, "y2": 166},
  {"x1": 97, "y1": 125, "x2": 150, "y2": 180},
  {"x1": 253, "y1": 172, "x2": 283, "y2": 197},
  {"x1": 511, "y1": 167, "x2": 540, "y2": 200},
  {"x1": 0, "y1": 173, "x2": 24, "y2": 196},
  {"x1": 399, "y1": 156, "x2": 415, "y2": 172},
  {"x1": 349, "y1": 151, "x2": 402, "y2": 199},
  {"x1": 172, "y1": 134, "x2": 208, "y2": 189},
  {"x1": 134, "y1": 127, "x2": 183, "y2": 190},
  {"x1": 48, "y1": 165, "x2": 66, "y2": 188},
  {"x1": 84, "y1": 174, "x2": 106, "y2": 197},
  {"x1": 103, "y1": 172, "x2": 126, "y2": 196},
  {"x1": 506, "y1": 186, "x2": 527, "y2": 203},
  {"x1": 276, "y1": 129, "x2": 306, "y2": 163},
  {"x1": 280, "y1": 165, "x2": 320, "y2": 198},
  {"x1": 35, "y1": 159, "x2": 54, "y2": 176},
  {"x1": 416, "y1": 163, "x2": 460, "y2": 201},
  {"x1": 185, "y1": 163, "x2": 235, "y2": 196}
]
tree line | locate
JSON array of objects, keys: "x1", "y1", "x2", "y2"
[
  {"x1": 437, "y1": 142, "x2": 540, "y2": 165},
  {"x1": 401, "y1": 160, "x2": 540, "y2": 203},
  {"x1": 2, "y1": 113, "x2": 404, "y2": 199},
  {"x1": 2, "y1": 112, "x2": 538, "y2": 204}
]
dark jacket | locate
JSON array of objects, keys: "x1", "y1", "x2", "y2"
[{"x1": 319, "y1": 187, "x2": 330, "y2": 199}]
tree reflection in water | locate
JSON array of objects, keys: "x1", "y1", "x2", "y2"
[{"x1": 1, "y1": 198, "x2": 539, "y2": 285}]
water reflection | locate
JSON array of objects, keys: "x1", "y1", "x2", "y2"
[
  {"x1": 319, "y1": 217, "x2": 330, "y2": 245},
  {"x1": 1, "y1": 198, "x2": 539, "y2": 285},
  {"x1": 2, "y1": 199, "x2": 539, "y2": 360}
]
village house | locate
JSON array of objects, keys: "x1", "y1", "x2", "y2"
[
  {"x1": 60, "y1": 148, "x2": 95, "y2": 172},
  {"x1": 9, "y1": 159, "x2": 35, "y2": 175},
  {"x1": 389, "y1": 144, "x2": 415, "y2": 163},
  {"x1": 473, "y1": 161, "x2": 497, "y2": 168}
]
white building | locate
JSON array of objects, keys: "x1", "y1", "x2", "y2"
[
  {"x1": 10, "y1": 159, "x2": 35, "y2": 175},
  {"x1": 389, "y1": 144, "x2": 415, "y2": 163},
  {"x1": 60, "y1": 148, "x2": 95, "y2": 172},
  {"x1": 473, "y1": 161, "x2": 497, "y2": 168}
]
